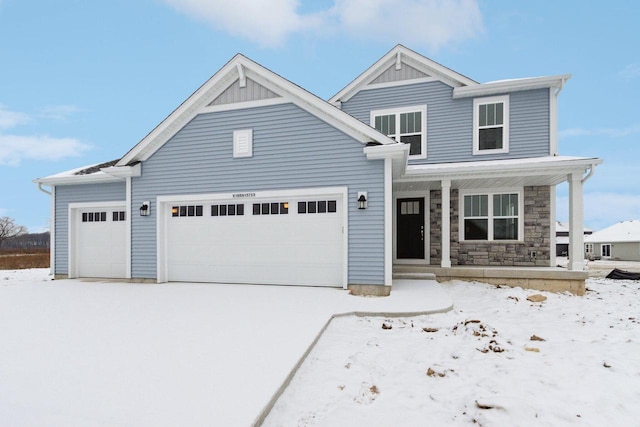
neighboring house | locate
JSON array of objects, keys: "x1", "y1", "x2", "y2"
[
  {"x1": 585, "y1": 220, "x2": 640, "y2": 261},
  {"x1": 34, "y1": 45, "x2": 602, "y2": 295},
  {"x1": 555, "y1": 220, "x2": 592, "y2": 256}
]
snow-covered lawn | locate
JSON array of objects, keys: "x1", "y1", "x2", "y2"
[
  {"x1": 2, "y1": 269, "x2": 639, "y2": 426},
  {"x1": 264, "y1": 278, "x2": 640, "y2": 426}
]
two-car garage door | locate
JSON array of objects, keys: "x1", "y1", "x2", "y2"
[{"x1": 164, "y1": 192, "x2": 345, "y2": 287}]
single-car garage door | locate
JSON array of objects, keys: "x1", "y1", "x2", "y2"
[
  {"x1": 165, "y1": 192, "x2": 344, "y2": 287},
  {"x1": 76, "y1": 207, "x2": 127, "y2": 278}
]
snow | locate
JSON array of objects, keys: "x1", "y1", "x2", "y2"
[
  {"x1": 3, "y1": 269, "x2": 639, "y2": 426},
  {"x1": 586, "y1": 220, "x2": 640, "y2": 243},
  {"x1": 263, "y1": 278, "x2": 640, "y2": 427},
  {"x1": 0, "y1": 270, "x2": 449, "y2": 427}
]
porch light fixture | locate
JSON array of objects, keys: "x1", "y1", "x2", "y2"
[
  {"x1": 357, "y1": 192, "x2": 367, "y2": 209},
  {"x1": 140, "y1": 201, "x2": 150, "y2": 216}
]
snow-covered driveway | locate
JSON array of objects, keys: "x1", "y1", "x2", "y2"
[{"x1": 0, "y1": 270, "x2": 451, "y2": 427}]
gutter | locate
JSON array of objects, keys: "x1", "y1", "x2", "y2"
[
  {"x1": 581, "y1": 164, "x2": 597, "y2": 184},
  {"x1": 37, "y1": 183, "x2": 51, "y2": 195}
]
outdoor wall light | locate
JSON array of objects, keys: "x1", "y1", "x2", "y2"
[
  {"x1": 357, "y1": 192, "x2": 368, "y2": 209},
  {"x1": 140, "y1": 201, "x2": 150, "y2": 216}
]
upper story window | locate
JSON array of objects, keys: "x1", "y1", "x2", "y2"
[
  {"x1": 371, "y1": 105, "x2": 427, "y2": 159},
  {"x1": 473, "y1": 95, "x2": 509, "y2": 155}
]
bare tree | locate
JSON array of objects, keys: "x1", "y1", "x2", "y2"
[{"x1": 0, "y1": 217, "x2": 27, "y2": 248}]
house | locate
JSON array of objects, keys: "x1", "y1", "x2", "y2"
[
  {"x1": 585, "y1": 220, "x2": 640, "y2": 261},
  {"x1": 555, "y1": 220, "x2": 592, "y2": 256},
  {"x1": 34, "y1": 45, "x2": 601, "y2": 295}
]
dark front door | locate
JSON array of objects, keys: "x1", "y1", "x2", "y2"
[{"x1": 397, "y1": 198, "x2": 425, "y2": 259}]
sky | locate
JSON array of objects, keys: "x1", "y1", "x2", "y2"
[{"x1": 0, "y1": 0, "x2": 638, "y2": 232}]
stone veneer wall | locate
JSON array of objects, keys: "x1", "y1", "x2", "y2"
[{"x1": 430, "y1": 186, "x2": 551, "y2": 266}]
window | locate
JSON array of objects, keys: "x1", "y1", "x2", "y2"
[
  {"x1": 112, "y1": 211, "x2": 126, "y2": 221},
  {"x1": 252, "y1": 202, "x2": 289, "y2": 215},
  {"x1": 211, "y1": 204, "x2": 244, "y2": 217},
  {"x1": 460, "y1": 190, "x2": 522, "y2": 241},
  {"x1": 82, "y1": 212, "x2": 107, "y2": 222},
  {"x1": 473, "y1": 95, "x2": 509, "y2": 154},
  {"x1": 233, "y1": 129, "x2": 253, "y2": 158},
  {"x1": 601, "y1": 244, "x2": 611, "y2": 258},
  {"x1": 171, "y1": 205, "x2": 203, "y2": 217},
  {"x1": 371, "y1": 105, "x2": 427, "y2": 159},
  {"x1": 585, "y1": 243, "x2": 593, "y2": 254},
  {"x1": 298, "y1": 200, "x2": 337, "y2": 214}
]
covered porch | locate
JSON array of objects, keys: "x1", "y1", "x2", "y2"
[{"x1": 390, "y1": 156, "x2": 601, "y2": 294}]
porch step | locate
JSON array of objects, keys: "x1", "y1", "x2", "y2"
[{"x1": 393, "y1": 272, "x2": 437, "y2": 281}]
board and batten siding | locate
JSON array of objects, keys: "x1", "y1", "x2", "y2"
[
  {"x1": 54, "y1": 182, "x2": 126, "y2": 275},
  {"x1": 131, "y1": 102, "x2": 386, "y2": 285},
  {"x1": 342, "y1": 81, "x2": 550, "y2": 163}
]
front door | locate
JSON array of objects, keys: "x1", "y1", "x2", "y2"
[{"x1": 397, "y1": 198, "x2": 425, "y2": 259}]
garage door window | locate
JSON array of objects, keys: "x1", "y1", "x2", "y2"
[
  {"x1": 112, "y1": 211, "x2": 126, "y2": 221},
  {"x1": 211, "y1": 204, "x2": 244, "y2": 216},
  {"x1": 82, "y1": 212, "x2": 107, "y2": 222},
  {"x1": 253, "y1": 202, "x2": 289, "y2": 215},
  {"x1": 298, "y1": 200, "x2": 337, "y2": 214},
  {"x1": 172, "y1": 205, "x2": 203, "y2": 217}
]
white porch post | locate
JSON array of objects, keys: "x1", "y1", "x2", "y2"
[
  {"x1": 568, "y1": 173, "x2": 584, "y2": 271},
  {"x1": 441, "y1": 179, "x2": 451, "y2": 268}
]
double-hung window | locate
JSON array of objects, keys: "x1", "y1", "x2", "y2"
[
  {"x1": 460, "y1": 189, "x2": 522, "y2": 241},
  {"x1": 371, "y1": 105, "x2": 427, "y2": 159},
  {"x1": 473, "y1": 95, "x2": 509, "y2": 154}
]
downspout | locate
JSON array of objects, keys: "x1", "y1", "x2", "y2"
[
  {"x1": 581, "y1": 164, "x2": 596, "y2": 184},
  {"x1": 37, "y1": 183, "x2": 51, "y2": 195}
]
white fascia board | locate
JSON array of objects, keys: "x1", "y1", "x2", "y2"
[
  {"x1": 33, "y1": 171, "x2": 122, "y2": 186},
  {"x1": 117, "y1": 54, "x2": 244, "y2": 166},
  {"x1": 453, "y1": 74, "x2": 572, "y2": 99},
  {"x1": 118, "y1": 54, "x2": 396, "y2": 167},
  {"x1": 402, "y1": 156, "x2": 601, "y2": 180},
  {"x1": 101, "y1": 163, "x2": 141, "y2": 178},
  {"x1": 364, "y1": 143, "x2": 409, "y2": 177},
  {"x1": 245, "y1": 66, "x2": 396, "y2": 145},
  {"x1": 329, "y1": 45, "x2": 478, "y2": 106}
]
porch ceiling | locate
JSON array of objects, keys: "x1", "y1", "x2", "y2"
[{"x1": 394, "y1": 156, "x2": 602, "y2": 191}]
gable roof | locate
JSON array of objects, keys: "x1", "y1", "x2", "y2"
[
  {"x1": 329, "y1": 44, "x2": 479, "y2": 106},
  {"x1": 586, "y1": 220, "x2": 640, "y2": 243},
  {"x1": 116, "y1": 54, "x2": 399, "y2": 167}
]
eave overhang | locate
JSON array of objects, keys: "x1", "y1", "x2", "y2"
[
  {"x1": 364, "y1": 142, "x2": 410, "y2": 177},
  {"x1": 394, "y1": 156, "x2": 602, "y2": 191},
  {"x1": 33, "y1": 163, "x2": 141, "y2": 186},
  {"x1": 453, "y1": 74, "x2": 572, "y2": 99}
]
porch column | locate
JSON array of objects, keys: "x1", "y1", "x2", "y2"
[
  {"x1": 441, "y1": 179, "x2": 451, "y2": 268},
  {"x1": 568, "y1": 173, "x2": 584, "y2": 271}
]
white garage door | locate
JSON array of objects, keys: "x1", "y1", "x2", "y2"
[
  {"x1": 165, "y1": 194, "x2": 344, "y2": 287},
  {"x1": 76, "y1": 207, "x2": 127, "y2": 278}
]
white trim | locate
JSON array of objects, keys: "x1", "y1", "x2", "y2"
[
  {"x1": 68, "y1": 201, "x2": 127, "y2": 279},
  {"x1": 384, "y1": 158, "x2": 393, "y2": 285},
  {"x1": 458, "y1": 187, "x2": 524, "y2": 242},
  {"x1": 201, "y1": 97, "x2": 288, "y2": 114},
  {"x1": 370, "y1": 105, "x2": 427, "y2": 160},
  {"x1": 549, "y1": 185, "x2": 557, "y2": 267},
  {"x1": 568, "y1": 173, "x2": 585, "y2": 270},
  {"x1": 473, "y1": 95, "x2": 510, "y2": 155},
  {"x1": 441, "y1": 180, "x2": 451, "y2": 268},
  {"x1": 453, "y1": 74, "x2": 571, "y2": 98},
  {"x1": 155, "y1": 186, "x2": 349, "y2": 288},
  {"x1": 361, "y1": 77, "x2": 437, "y2": 92},
  {"x1": 329, "y1": 44, "x2": 477, "y2": 105},
  {"x1": 49, "y1": 186, "x2": 55, "y2": 276},
  {"x1": 125, "y1": 177, "x2": 132, "y2": 279},
  {"x1": 549, "y1": 87, "x2": 558, "y2": 156},
  {"x1": 236, "y1": 63, "x2": 246, "y2": 88},
  {"x1": 392, "y1": 191, "x2": 430, "y2": 265},
  {"x1": 34, "y1": 173, "x2": 122, "y2": 186},
  {"x1": 101, "y1": 163, "x2": 141, "y2": 179}
]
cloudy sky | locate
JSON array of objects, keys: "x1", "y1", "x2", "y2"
[{"x1": 0, "y1": 0, "x2": 638, "y2": 232}]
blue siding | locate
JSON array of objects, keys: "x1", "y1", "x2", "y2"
[
  {"x1": 131, "y1": 102, "x2": 386, "y2": 284},
  {"x1": 342, "y1": 81, "x2": 550, "y2": 163},
  {"x1": 54, "y1": 182, "x2": 126, "y2": 275}
]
